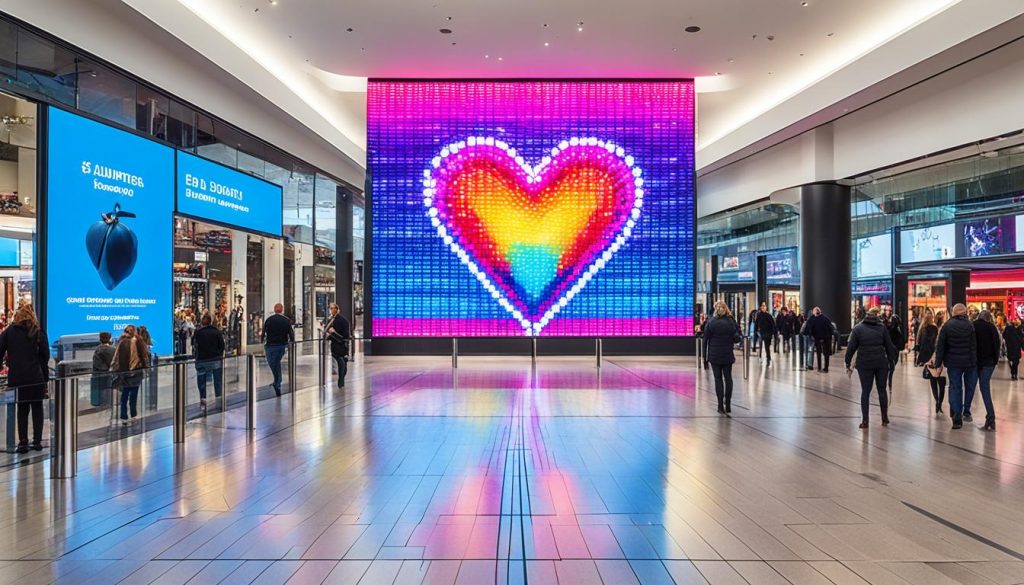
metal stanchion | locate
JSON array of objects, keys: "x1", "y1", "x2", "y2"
[
  {"x1": 288, "y1": 342, "x2": 297, "y2": 420},
  {"x1": 696, "y1": 337, "x2": 704, "y2": 370},
  {"x1": 531, "y1": 337, "x2": 538, "y2": 369},
  {"x1": 743, "y1": 338, "x2": 750, "y2": 381},
  {"x1": 221, "y1": 357, "x2": 228, "y2": 414},
  {"x1": 50, "y1": 378, "x2": 77, "y2": 479},
  {"x1": 452, "y1": 338, "x2": 459, "y2": 369},
  {"x1": 246, "y1": 353, "x2": 256, "y2": 431},
  {"x1": 318, "y1": 338, "x2": 327, "y2": 388},
  {"x1": 595, "y1": 338, "x2": 603, "y2": 369},
  {"x1": 173, "y1": 362, "x2": 186, "y2": 444}
]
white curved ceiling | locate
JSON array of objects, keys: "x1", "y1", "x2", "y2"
[{"x1": 120, "y1": 0, "x2": 1022, "y2": 172}]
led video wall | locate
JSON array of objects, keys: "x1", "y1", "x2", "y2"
[{"x1": 367, "y1": 80, "x2": 695, "y2": 337}]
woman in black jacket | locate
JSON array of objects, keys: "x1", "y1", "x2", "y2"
[
  {"x1": 1004, "y1": 317, "x2": 1023, "y2": 381},
  {"x1": 703, "y1": 301, "x2": 743, "y2": 415},
  {"x1": 845, "y1": 307, "x2": 897, "y2": 429},
  {"x1": 0, "y1": 304, "x2": 50, "y2": 453},
  {"x1": 915, "y1": 312, "x2": 945, "y2": 414}
]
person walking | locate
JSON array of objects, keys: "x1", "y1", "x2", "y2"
[
  {"x1": 90, "y1": 331, "x2": 115, "y2": 407},
  {"x1": 193, "y1": 312, "x2": 225, "y2": 415},
  {"x1": 112, "y1": 324, "x2": 150, "y2": 425},
  {"x1": 1004, "y1": 317, "x2": 1023, "y2": 381},
  {"x1": 914, "y1": 313, "x2": 945, "y2": 415},
  {"x1": 969, "y1": 310, "x2": 1000, "y2": 431},
  {"x1": 799, "y1": 312, "x2": 814, "y2": 370},
  {"x1": 778, "y1": 307, "x2": 795, "y2": 354},
  {"x1": 883, "y1": 308, "x2": 905, "y2": 391},
  {"x1": 703, "y1": 301, "x2": 743, "y2": 415},
  {"x1": 931, "y1": 303, "x2": 976, "y2": 430},
  {"x1": 845, "y1": 307, "x2": 897, "y2": 429},
  {"x1": 262, "y1": 303, "x2": 295, "y2": 396},
  {"x1": 755, "y1": 302, "x2": 776, "y2": 365},
  {"x1": 324, "y1": 303, "x2": 351, "y2": 387},
  {"x1": 0, "y1": 304, "x2": 50, "y2": 453},
  {"x1": 807, "y1": 307, "x2": 833, "y2": 372}
]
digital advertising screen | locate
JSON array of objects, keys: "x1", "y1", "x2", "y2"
[
  {"x1": 367, "y1": 80, "x2": 695, "y2": 337},
  {"x1": 957, "y1": 216, "x2": 1014, "y2": 257},
  {"x1": 855, "y1": 233, "x2": 892, "y2": 279},
  {"x1": 765, "y1": 248, "x2": 799, "y2": 284},
  {"x1": 176, "y1": 151, "x2": 283, "y2": 236},
  {"x1": 899, "y1": 223, "x2": 955, "y2": 264},
  {"x1": 0, "y1": 237, "x2": 20, "y2": 267},
  {"x1": 717, "y1": 253, "x2": 754, "y2": 283},
  {"x1": 46, "y1": 107, "x2": 174, "y2": 353}
]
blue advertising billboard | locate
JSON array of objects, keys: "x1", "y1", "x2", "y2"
[
  {"x1": 46, "y1": 107, "x2": 174, "y2": 354},
  {"x1": 176, "y1": 151, "x2": 283, "y2": 236}
]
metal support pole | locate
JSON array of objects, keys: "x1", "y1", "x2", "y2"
[
  {"x1": 743, "y1": 338, "x2": 750, "y2": 381},
  {"x1": 288, "y1": 342, "x2": 297, "y2": 420},
  {"x1": 246, "y1": 353, "x2": 256, "y2": 431},
  {"x1": 531, "y1": 337, "x2": 538, "y2": 369},
  {"x1": 318, "y1": 337, "x2": 327, "y2": 388},
  {"x1": 452, "y1": 338, "x2": 458, "y2": 369},
  {"x1": 596, "y1": 338, "x2": 602, "y2": 369},
  {"x1": 173, "y1": 362, "x2": 186, "y2": 444},
  {"x1": 50, "y1": 378, "x2": 77, "y2": 479},
  {"x1": 696, "y1": 336, "x2": 704, "y2": 369},
  {"x1": 221, "y1": 357, "x2": 228, "y2": 414}
]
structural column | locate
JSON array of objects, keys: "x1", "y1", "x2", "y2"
[
  {"x1": 336, "y1": 185, "x2": 355, "y2": 330},
  {"x1": 800, "y1": 182, "x2": 852, "y2": 334}
]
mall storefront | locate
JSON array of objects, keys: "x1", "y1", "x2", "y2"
[{"x1": 0, "y1": 14, "x2": 363, "y2": 368}]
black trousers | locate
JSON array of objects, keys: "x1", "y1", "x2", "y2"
[
  {"x1": 710, "y1": 363, "x2": 733, "y2": 409},
  {"x1": 761, "y1": 337, "x2": 772, "y2": 362},
  {"x1": 857, "y1": 367, "x2": 889, "y2": 422},
  {"x1": 929, "y1": 376, "x2": 946, "y2": 407},
  {"x1": 17, "y1": 400, "x2": 44, "y2": 445},
  {"x1": 887, "y1": 362, "x2": 897, "y2": 389},
  {"x1": 814, "y1": 339, "x2": 830, "y2": 371},
  {"x1": 332, "y1": 353, "x2": 348, "y2": 384},
  {"x1": 1010, "y1": 358, "x2": 1020, "y2": 379}
]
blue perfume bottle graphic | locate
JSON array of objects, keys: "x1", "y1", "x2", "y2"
[{"x1": 85, "y1": 203, "x2": 138, "y2": 290}]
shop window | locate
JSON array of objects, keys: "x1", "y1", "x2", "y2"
[
  {"x1": 77, "y1": 60, "x2": 136, "y2": 128},
  {"x1": 196, "y1": 113, "x2": 237, "y2": 166},
  {"x1": 14, "y1": 29, "x2": 76, "y2": 105},
  {"x1": 167, "y1": 99, "x2": 196, "y2": 150},
  {"x1": 136, "y1": 85, "x2": 169, "y2": 141},
  {"x1": 0, "y1": 20, "x2": 16, "y2": 84},
  {"x1": 237, "y1": 150, "x2": 266, "y2": 179}
]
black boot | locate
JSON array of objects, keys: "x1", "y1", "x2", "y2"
[{"x1": 983, "y1": 416, "x2": 996, "y2": 432}]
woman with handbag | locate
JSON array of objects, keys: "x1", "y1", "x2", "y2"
[
  {"x1": 916, "y1": 312, "x2": 945, "y2": 415},
  {"x1": 324, "y1": 303, "x2": 351, "y2": 387},
  {"x1": 0, "y1": 304, "x2": 50, "y2": 453},
  {"x1": 112, "y1": 325, "x2": 151, "y2": 425}
]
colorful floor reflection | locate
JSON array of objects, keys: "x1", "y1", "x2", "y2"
[{"x1": 1, "y1": 355, "x2": 1024, "y2": 584}]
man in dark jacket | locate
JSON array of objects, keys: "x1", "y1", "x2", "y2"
[
  {"x1": 193, "y1": 313, "x2": 225, "y2": 414},
  {"x1": 755, "y1": 302, "x2": 776, "y2": 365},
  {"x1": 932, "y1": 303, "x2": 977, "y2": 429},
  {"x1": 883, "y1": 308, "x2": 905, "y2": 391},
  {"x1": 777, "y1": 307, "x2": 795, "y2": 354},
  {"x1": 1004, "y1": 317, "x2": 1023, "y2": 381},
  {"x1": 807, "y1": 307, "x2": 833, "y2": 372},
  {"x1": 262, "y1": 303, "x2": 295, "y2": 396},
  {"x1": 969, "y1": 310, "x2": 1000, "y2": 431},
  {"x1": 845, "y1": 308, "x2": 897, "y2": 428}
]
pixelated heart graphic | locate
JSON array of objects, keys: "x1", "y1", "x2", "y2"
[{"x1": 424, "y1": 137, "x2": 643, "y2": 335}]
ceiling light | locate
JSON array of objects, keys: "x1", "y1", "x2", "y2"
[
  {"x1": 827, "y1": 32, "x2": 834, "y2": 37},
  {"x1": 446, "y1": 16, "x2": 452, "y2": 21},
  {"x1": 685, "y1": 25, "x2": 701, "y2": 33},
  {"x1": 346, "y1": 27, "x2": 353, "y2": 32},
  {"x1": 801, "y1": 1, "x2": 808, "y2": 5},
  {"x1": 715, "y1": 72, "x2": 721, "y2": 75},
  {"x1": 485, "y1": 54, "x2": 489, "y2": 58},
  {"x1": 728, "y1": 58, "x2": 734, "y2": 63},
  {"x1": 439, "y1": 28, "x2": 452, "y2": 34},
  {"x1": 269, "y1": 0, "x2": 277, "y2": 5},
  {"x1": 577, "y1": 21, "x2": 584, "y2": 32},
  {"x1": 544, "y1": 41, "x2": 550, "y2": 47},
  {"x1": 498, "y1": 56, "x2": 503, "y2": 61}
]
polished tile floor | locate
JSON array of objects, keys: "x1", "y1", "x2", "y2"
[{"x1": 1, "y1": 350, "x2": 1024, "y2": 584}]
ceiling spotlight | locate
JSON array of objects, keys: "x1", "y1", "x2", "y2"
[
  {"x1": 346, "y1": 27, "x2": 353, "y2": 32},
  {"x1": 728, "y1": 58, "x2": 734, "y2": 63},
  {"x1": 446, "y1": 16, "x2": 452, "y2": 20},
  {"x1": 498, "y1": 56, "x2": 503, "y2": 61},
  {"x1": 685, "y1": 25, "x2": 701, "y2": 33},
  {"x1": 801, "y1": 1, "x2": 808, "y2": 5},
  {"x1": 766, "y1": 35, "x2": 775, "y2": 41},
  {"x1": 827, "y1": 32, "x2": 834, "y2": 37},
  {"x1": 269, "y1": 0, "x2": 277, "y2": 5},
  {"x1": 485, "y1": 54, "x2": 490, "y2": 58},
  {"x1": 544, "y1": 41, "x2": 550, "y2": 47},
  {"x1": 543, "y1": 23, "x2": 549, "y2": 28},
  {"x1": 439, "y1": 28, "x2": 452, "y2": 34},
  {"x1": 715, "y1": 71, "x2": 721, "y2": 75},
  {"x1": 577, "y1": 21, "x2": 584, "y2": 32}
]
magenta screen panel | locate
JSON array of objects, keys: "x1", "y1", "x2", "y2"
[{"x1": 367, "y1": 80, "x2": 695, "y2": 337}]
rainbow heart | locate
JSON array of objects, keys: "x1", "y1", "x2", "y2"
[{"x1": 424, "y1": 137, "x2": 643, "y2": 335}]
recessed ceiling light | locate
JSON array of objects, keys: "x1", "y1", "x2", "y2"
[
  {"x1": 801, "y1": 1, "x2": 808, "y2": 6},
  {"x1": 439, "y1": 28, "x2": 453, "y2": 34},
  {"x1": 498, "y1": 56, "x2": 503, "y2": 61},
  {"x1": 766, "y1": 35, "x2": 775, "y2": 41},
  {"x1": 543, "y1": 23, "x2": 549, "y2": 28},
  {"x1": 685, "y1": 25, "x2": 701, "y2": 33},
  {"x1": 269, "y1": 0, "x2": 277, "y2": 5},
  {"x1": 446, "y1": 16, "x2": 452, "y2": 21},
  {"x1": 346, "y1": 27, "x2": 353, "y2": 32},
  {"x1": 485, "y1": 54, "x2": 490, "y2": 58},
  {"x1": 799, "y1": 52, "x2": 804, "y2": 57},
  {"x1": 715, "y1": 72, "x2": 721, "y2": 75},
  {"x1": 827, "y1": 32, "x2": 834, "y2": 37},
  {"x1": 728, "y1": 58, "x2": 734, "y2": 63},
  {"x1": 544, "y1": 41, "x2": 550, "y2": 47}
]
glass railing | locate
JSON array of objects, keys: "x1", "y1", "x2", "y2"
[{"x1": 0, "y1": 381, "x2": 53, "y2": 470}]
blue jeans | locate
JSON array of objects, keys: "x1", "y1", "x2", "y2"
[
  {"x1": 120, "y1": 385, "x2": 139, "y2": 420},
  {"x1": 968, "y1": 365, "x2": 996, "y2": 421},
  {"x1": 946, "y1": 366, "x2": 978, "y2": 419},
  {"x1": 803, "y1": 335, "x2": 814, "y2": 368},
  {"x1": 196, "y1": 359, "x2": 223, "y2": 400},
  {"x1": 265, "y1": 344, "x2": 287, "y2": 393}
]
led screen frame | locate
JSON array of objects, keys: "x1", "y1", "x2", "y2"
[{"x1": 366, "y1": 79, "x2": 696, "y2": 338}]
